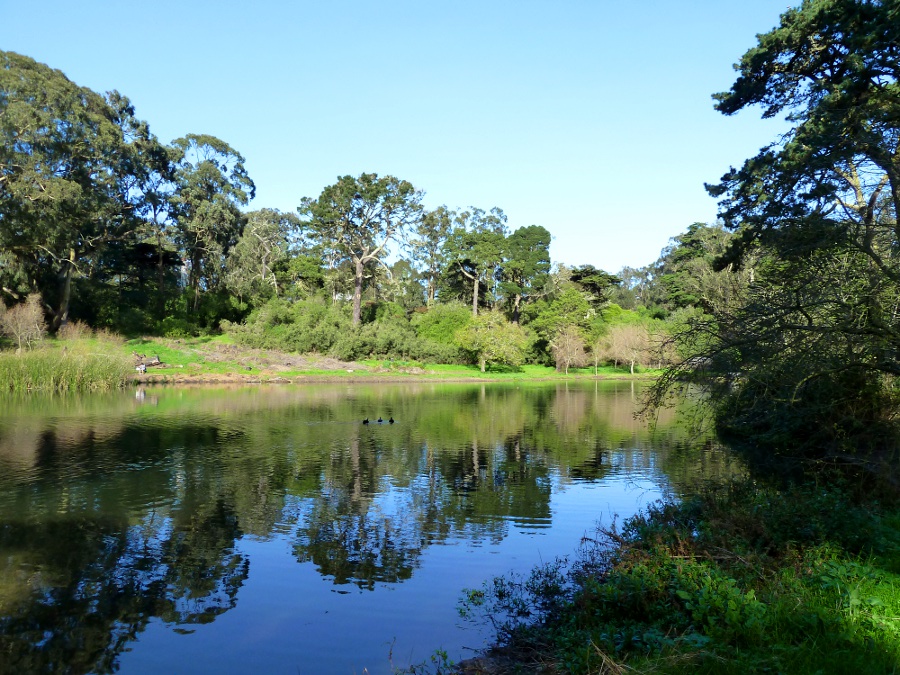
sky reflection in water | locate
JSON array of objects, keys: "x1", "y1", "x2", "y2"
[{"x1": 0, "y1": 381, "x2": 738, "y2": 674}]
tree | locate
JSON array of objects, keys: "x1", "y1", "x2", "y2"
[
  {"x1": 225, "y1": 209, "x2": 299, "y2": 305},
  {"x1": 500, "y1": 225, "x2": 551, "y2": 323},
  {"x1": 568, "y1": 265, "x2": 620, "y2": 309},
  {"x1": 384, "y1": 259, "x2": 425, "y2": 310},
  {"x1": 0, "y1": 51, "x2": 173, "y2": 329},
  {"x1": 410, "y1": 206, "x2": 454, "y2": 305},
  {"x1": 653, "y1": 0, "x2": 900, "y2": 476},
  {"x1": 550, "y1": 324, "x2": 587, "y2": 374},
  {"x1": 0, "y1": 293, "x2": 46, "y2": 351},
  {"x1": 443, "y1": 207, "x2": 507, "y2": 316},
  {"x1": 526, "y1": 285, "x2": 594, "y2": 342},
  {"x1": 170, "y1": 134, "x2": 255, "y2": 312},
  {"x1": 656, "y1": 223, "x2": 751, "y2": 315},
  {"x1": 299, "y1": 174, "x2": 423, "y2": 326},
  {"x1": 454, "y1": 310, "x2": 528, "y2": 372},
  {"x1": 607, "y1": 323, "x2": 650, "y2": 375}
]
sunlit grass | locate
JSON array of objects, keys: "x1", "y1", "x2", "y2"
[
  {"x1": 0, "y1": 336, "x2": 131, "y2": 392},
  {"x1": 123, "y1": 337, "x2": 659, "y2": 380}
]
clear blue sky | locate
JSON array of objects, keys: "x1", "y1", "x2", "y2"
[{"x1": 1, "y1": 0, "x2": 793, "y2": 273}]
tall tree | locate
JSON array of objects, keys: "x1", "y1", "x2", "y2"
[
  {"x1": 568, "y1": 264, "x2": 620, "y2": 309},
  {"x1": 409, "y1": 205, "x2": 454, "y2": 305},
  {"x1": 299, "y1": 173, "x2": 423, "y2": 326},
  {"x1": 444, "y1": 207, "x2": 507, "y2": 316},
  {"x1": 225, "y1": 208, "x2": 299, "y2": 305},
  {"x1": 655, "y1": 0, "x2": 900, "y2": 474},
  {"x1": 0, "y1": 51, "x2": 172, "y2": 329},
  {"x1": 499, "y1": 225, "x2": 551, "y2": 323},
  {"x1": 655, "y1": 223, "x2": 750, "y2": 314},
  {"x1": 170, "y1": 134, "x2": 255, "y2": 312}
]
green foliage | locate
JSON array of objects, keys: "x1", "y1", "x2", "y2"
[
  {"x1": 225, "y1": 208, "x2": 298, "y2": 306},
  {"x1": 442, "y1": 207, "x2": 507, "y2": 313},
  {"x1": 499, "y1": 224, "x2": 552, "y2": 321},
  {"x1": 459, "y1": 479, "x2": 900, "y2": 674},
  {"x1": 454, "y1": 310, "x2": 528, "y2": 372},
  {"x1": 171, "y1": 133, "x2": 255, "y2": 311},
  {"x1": 525, "y1": 286, "x2": 594, "y2": 346},
  {"x1": 331, "y1": 319, "x2": 418, "y2": 361},
  {"x1": 0, "y1": 338, "x2": 131, "y2": 391},
  {"x1": 650, "y1": 0, "x2": 900, "y2": 484},
  {"x1": 0, "y1": 51, "x2": 173, "y2": 329},
  {"x1": 410, "y1": 302, "x2": 471, "y2": 345},
  {"x1": 225, "y1": 297, "x2": 350, "y2": 353},
  {"x1": 299, "y1": 173, "x2": 423, "y2": 326}
]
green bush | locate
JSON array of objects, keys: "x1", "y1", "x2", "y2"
[
  {"x1": 411, "y1": 302, "x2": 471, "y2": 344},
  {"x1": 225, "y1": 297, "x2": 351, "y2": 353}
]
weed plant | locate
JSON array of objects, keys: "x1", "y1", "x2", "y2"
[
  {"x1": 0, "y1": 332, "x2": 131, "y2": 392},
  {"x1": 457, "y1": 481, "x2": 900, "y2": 674}
]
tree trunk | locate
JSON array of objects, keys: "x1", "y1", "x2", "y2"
[
  {"x1": 480, "y1": 356, "x2": 486, "y2": 373},
  {"x1": 56, "y1": 247, "x2": 75, "y2": 331},
  {"x1": 352, "y1": 258, "x2": 364, "y2": 326},
  {"x1": 156, "y1": 231, "x2": 166, "y2": 319},
  {"x1": 472, "y1": 277, "x2": 480, "y2": 317},
  {"x1": 512, "y1": 294, "x2": 522, "y2": 324},
  {"x1": 630, "y1": 360, "x2": 635, "y2": 375}
]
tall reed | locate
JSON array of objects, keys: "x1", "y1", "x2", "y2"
[{"x1": 0, "y1": 343, "x2": 132, "y2": 392}]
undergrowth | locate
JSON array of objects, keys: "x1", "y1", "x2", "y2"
[{"x1": 453, "y1": 481, "x2": 900, "y2": 674}]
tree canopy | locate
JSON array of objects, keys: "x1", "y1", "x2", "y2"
[
  {"x1": 299, "y1": 173, "x2": 423, "y2": 326},
  {"x1": 652, "y1": 0, "x2": 900, "y2": 479}
]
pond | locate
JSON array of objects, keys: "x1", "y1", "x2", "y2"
[{"x1": 0, "y1": 381, "x2": 737, "y2": 674}]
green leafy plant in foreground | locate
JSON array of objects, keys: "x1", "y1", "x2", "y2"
[{"x1": 454, "y1": 482, "x2": 900, "y2": 674}]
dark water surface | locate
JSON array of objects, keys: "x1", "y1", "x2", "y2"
[{"x1": 0, "y1": 381, "x2": 736, "y2": 674}]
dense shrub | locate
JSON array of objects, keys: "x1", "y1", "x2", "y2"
[
  {"x1": 225, "y1": 297, "x2": 351, "y2": 353},
  {"x1": 411, "y1": 302, "x2": 471, "y2": 344}
]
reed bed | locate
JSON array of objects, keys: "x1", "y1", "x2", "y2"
[{"x1": 0, "y1": 343, "x2": 132, "y2": 392}]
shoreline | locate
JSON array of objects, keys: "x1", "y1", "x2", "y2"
[{"x1": 132, "y1": 372, "x2": 657, "y2": 386}]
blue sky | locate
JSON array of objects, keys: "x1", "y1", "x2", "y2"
[{"x1": 1, "y1": 0, "x2": 793, "y2": 273}]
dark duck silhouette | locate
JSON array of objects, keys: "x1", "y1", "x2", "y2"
[
  {"x1": 377, "y1": 417, "x2": 383, "y2": 423},
  {"x1": 362, "y1": 418, "x2": 369, "y2": 425},
  {"x1": 389, "y1": 417, "x2": 395, "y2": 424}
]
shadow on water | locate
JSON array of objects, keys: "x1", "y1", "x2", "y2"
[{"x1": 0, "y1": 381, "x2": 742, "y2": 674}]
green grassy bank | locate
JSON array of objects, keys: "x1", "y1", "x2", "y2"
[
  {"x1": 0, "y1": 335, "x2": 132, "y2": 392},
  {"x1": 0, "y1": 331, "x2": 657, "y2": 392},
  {"x1": 448, "y1": 481, "x2": 900, "y2": 674},
  {"x1": 124, "y1": 335, "x2": 659, "y2": 382}
]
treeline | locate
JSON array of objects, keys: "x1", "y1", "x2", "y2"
[
  {"x1": 647, "y1": 0, "x2": 900, "y2": 489},
  {"x1": 1, "y1": 49, "x2": 744, "y2": 373}
]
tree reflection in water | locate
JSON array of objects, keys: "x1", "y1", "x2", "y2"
[{"x1": 0, "y1": 382, "x2": 740, "y2": 673}]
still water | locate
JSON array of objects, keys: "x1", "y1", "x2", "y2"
[{"x1": 0, "y1": 381, "x2": 736, "y2": 674}]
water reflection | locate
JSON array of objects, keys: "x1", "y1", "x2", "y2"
[{"x1": 0, "y1": 382, "x2": 740, "y2": 674}]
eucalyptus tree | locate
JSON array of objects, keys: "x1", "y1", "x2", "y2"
[
  {"x1": 225, "y1": 208, "x2": 300, "y2": 306},
  {"x1": 298, "y1": 173, "x2": 423, "y2": 326},
  {"x1": 170, "y1": 134, "x2": 255, "y2": 312},
  {"x1": 443, "y1": 207, "x2": 507, "y2": 316},
  {"x1": 409, "y1": 205, "x2": 454, "y2": 305},
  {"x1": 655, "y1": 0, "x2": 900, "y2": 472},
  {"x1": 499, "y1": 224, "x2": 551, "y2": 323},
  {"x1": 0, "y1": 51, "x2": 173, "y2": 329}
]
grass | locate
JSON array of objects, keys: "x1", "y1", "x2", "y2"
[
  {"x1": 0, "y1": 333, "x2": 132, "y2": 392},
  {"x1": 451, "y1": 480, "x2": 900, "y2": 674},
  {"x1": 121, "y1": 335, "x2": 660, "y2": 381}
]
